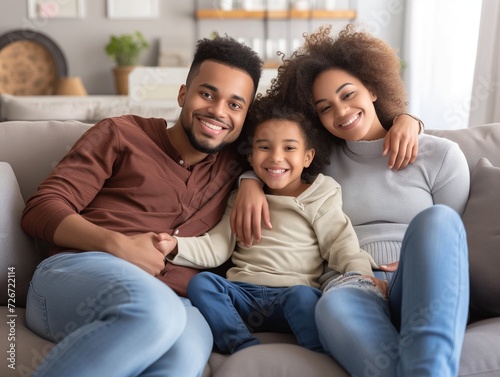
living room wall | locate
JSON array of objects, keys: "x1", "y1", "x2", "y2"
[{"x1": 0, "y1": 1, "x2": 405, "y2": 95}]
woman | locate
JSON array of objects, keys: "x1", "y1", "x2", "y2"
[{"x1": 233, "y1": 25, "x2": 470, "y2": 376}]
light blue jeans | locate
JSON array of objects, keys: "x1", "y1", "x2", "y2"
[
  {"x1": 26, "y1": 251, "x2": 213, "y2": 377},
  {"x1": 315, "y1": 205, "x2": 469, "y2": 377}
]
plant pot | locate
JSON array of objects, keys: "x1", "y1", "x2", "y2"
[{"x1": 112, "y1": 66, "x2": 136, "y2": 95}]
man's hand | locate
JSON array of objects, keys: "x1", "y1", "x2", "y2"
[
  {"x1": 53, "y1": 214, "x2": 167, "y2": 276},
  {"x1": 230, "y1": 178, "x2": 271, "y2": 247},
  {"x1": 383, "y1": 114, "x2": 420, "y2": 171},
  {"x1": 111, "y1": 232, "x2": 170, "y2": 276}
]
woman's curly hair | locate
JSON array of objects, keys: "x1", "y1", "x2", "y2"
[
  {"x1": 267, "y1": 24, "x2": 407, "y2": 141},
  {"x1": 240, "y1": 95, "x2": 332, "y2": 183}
]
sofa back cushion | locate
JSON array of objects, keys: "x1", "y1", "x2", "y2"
[
  {"x1": 426, "y1": 123, "x2": 500, "y2": 169},
  {"x1": 428, "y1": 124, "x2": 500, "y2": 321},
  {"x1": 0, "y1": 120, "x2": 92, "y2": 201},
  {"x1": 461, "y1": 158, "x2": 500, "y2": 320}
]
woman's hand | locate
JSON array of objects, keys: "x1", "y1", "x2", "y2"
[
  {"x1": 230, "y1": 178, "x2": 272, "y2": 247},
  {"x1": 365, "y1": 262, "x2": 398, "y2": 298},
  {"x1": 383, "y1": 114, "x2": 421, "y2": 171},
  {"x1": 368, "y1": 276, "x2": 389, "y2": 298},
  {"x1": 379, "y1": 261, "x2": 399, "y2": 272},
  {"x1": 367, "y1": 262, "x2": 399, "y2": 298}
]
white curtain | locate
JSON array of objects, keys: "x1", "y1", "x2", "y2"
[
  {"x1": 403, "y1": 0, "x2": 482, "y2": 129},
  {"x1": 468, "y1": 0, "x2": 500, "y2": 127}
]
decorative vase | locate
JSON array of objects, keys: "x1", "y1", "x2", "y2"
[
  {"x1": 113, "y1": 66, "x2": 136, "y2": 95},
  {"x1": 55, "y1": 76, "x2": 87, "y2": 96}
]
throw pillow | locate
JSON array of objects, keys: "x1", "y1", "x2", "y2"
[{"x1": 462, "y1": 158, "x2": 500, "y2": 319}]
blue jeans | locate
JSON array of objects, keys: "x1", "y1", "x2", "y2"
[
  {"x1": 187, "y1": 272, "x2": 324, "y2": 354},
  {"x1": 315, "y1": 205, "x2": 469, "y2": 377},
  {"x1": 26, "y1": 252, "x2": 213, "y2": 377}
]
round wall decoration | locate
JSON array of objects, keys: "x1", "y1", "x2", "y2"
[{"x1": 0, "y1": 29, "x2": 68, "y2": 95}]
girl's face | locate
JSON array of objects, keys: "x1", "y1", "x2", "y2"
[
  {"x1": 312, "y1": 68, "x2": 386, "y2": 141},
  {"x1": 249, "y1": 119, "x2": 315, "y2": 197}
]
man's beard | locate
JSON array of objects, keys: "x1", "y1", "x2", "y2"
[{"x1": 183, "y1": 120, "x2": 229, "y2": 154}]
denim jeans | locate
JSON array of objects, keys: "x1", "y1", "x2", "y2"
[
  {"x1": 315, "y1": 205, "x2": 469, "y2": 377},
  {"x1": 26, "y1": 251, "x2": 213, "y2": 377},
  {"x1": 187, "y1": 272, "x2": 324, "y2": 354}
]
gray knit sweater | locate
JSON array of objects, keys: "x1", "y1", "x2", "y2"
[{"x1": 322, "y1": 133, "x2": 470, "y2": 266}]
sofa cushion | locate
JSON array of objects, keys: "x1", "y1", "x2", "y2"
[
  {"x1": 93, "y1": 101, "x2": 180, "y2": 123},
  {"x1": 460, "y1": 317, "x2": 500, "y2": 376},
  {"x1": 211, "y1": 343, "x2": 348, "y2": 377},
  {"x1": 0, "y1": 307, "x2": 55, "y2": 377},
  {"x1": 0, "y1": 94, "x2": 181, "y2": 123},
  {"x1": 462, "y1": 158, "x2": 500, "y2": 319},
  {"x1": 0, "y1": 94, "x2": 97, "y2": 122}
]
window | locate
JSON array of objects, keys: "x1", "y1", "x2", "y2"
[{"x1": 403, "y1": 0, "x2": 482, "y2": 129}]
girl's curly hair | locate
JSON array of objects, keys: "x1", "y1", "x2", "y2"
[
  {"x1": 240, "y1": 95, "x2": 332, "y2": 183},
  {"x1": 267, "y1": 24, "x2": 407, "y2": 141}
]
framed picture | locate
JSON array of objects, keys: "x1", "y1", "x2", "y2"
[
  {"x1": 28, "y1": 0, "x2": 85, "y2": 19},
  {"x1": 107, "y1": 0, "x2": 159, "y2": 19}
]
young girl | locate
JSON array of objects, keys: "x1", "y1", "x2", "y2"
[
  {"x1": 156, "y1": 96, "x2": 382, "y2": 355},
  {"x1": 232, "y1": 25, "x2": 470, "y2": 376}
]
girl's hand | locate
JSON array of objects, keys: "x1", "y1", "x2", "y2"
[
  {"x1": 383, "y1": 114, "x2": 420, "y2": 171},
  {"x1": 230, "y1": 178, "x2": 272, "y2": 247},
  {"x1": 154, "y1": 233, "x2": 178, "y2": 259}
]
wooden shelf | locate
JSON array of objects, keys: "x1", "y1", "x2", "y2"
[
  {"x1": 196, "y1": 9, "x2": 357, "y2": 20},
  {"x1": 289, "y1": 9, "x2": 310, "y2": 19},
  {"x1": 310, "y1": 10, "x2": 357, "y2": 19},
  {"x1": 266, "y1": 10, "x2": 289, "y2": 19},
  {"x1": 195, "y1": 9, "x2": 265, "y2": 19}
]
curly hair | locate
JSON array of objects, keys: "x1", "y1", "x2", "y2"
[
  {"x1": 187, "y1": 34, "x2": 263, "y2": 96},
  {"x1": 239, "y1": 96, "x2": 332, "y2": 183},
  {"x1": 268, "y1": 24, "x2": 407, "y2": 135}
]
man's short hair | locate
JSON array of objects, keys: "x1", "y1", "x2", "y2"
[{"x1": 187, "y1": 35, "x2": 263, "y2": 96}]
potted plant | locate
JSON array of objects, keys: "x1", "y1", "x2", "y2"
[{"x1": 105, "y1": 31, "x2": 149, "y2": 95}]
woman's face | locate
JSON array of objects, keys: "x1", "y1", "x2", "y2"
[{"x1": 312, "y1": 68, "x2": 386, "y2": 141}]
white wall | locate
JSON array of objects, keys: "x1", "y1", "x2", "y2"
[
  {"x1": 0, "y1": 1, "x2": 195, "y2": 94},
  {"x1": 0, "y1": 1, "x2": 405, "y2": 95}
]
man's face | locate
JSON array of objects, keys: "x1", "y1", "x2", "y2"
[{"x1": 177, "y1": 60, "x2": 255, "y2": 154}]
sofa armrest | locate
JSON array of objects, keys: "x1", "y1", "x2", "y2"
[{"x1": 0, "y1": 162, "x2": 40, "y2": 307}]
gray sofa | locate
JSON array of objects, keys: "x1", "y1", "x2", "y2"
[{"x1": 1, "y1": 119, "x2": 500, "y2": 377}]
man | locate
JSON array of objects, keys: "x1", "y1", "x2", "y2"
[{"x1": 21, "y1": 35, "x2": 262, "y2": 377}]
